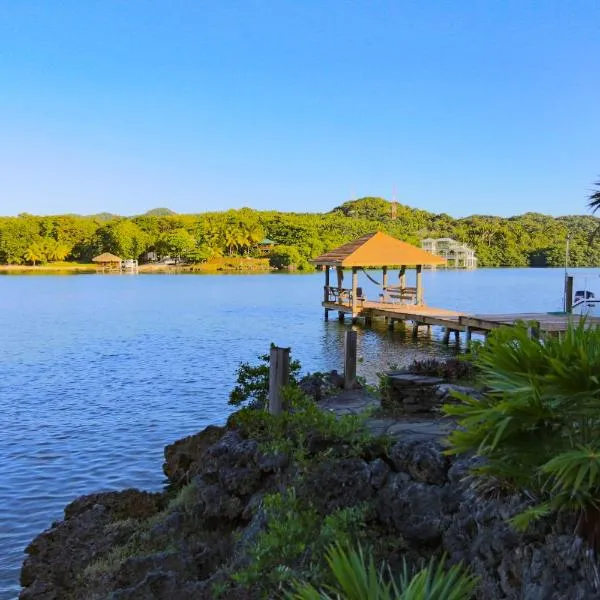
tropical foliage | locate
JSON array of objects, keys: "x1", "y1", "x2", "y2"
[
  {"x1": 2, "y1": 197, "x2": 600, "y2": 267},
  {"x1": 288, "y1": 544, "x2": 477, "y2": 600},
  {"x1": 228, "y1": 347, "x2": 302, "y2": 409},
  {"x1": 443, "y1": 321, "x2": 600, "y2": 536}
]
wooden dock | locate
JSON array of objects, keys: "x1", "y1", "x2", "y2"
[
  {"x1": 310, "y1": 231, "x2": 599, "y2": 344},
  {"x1": 323, "y1": 298, "x2": 600, "y2": 341}
]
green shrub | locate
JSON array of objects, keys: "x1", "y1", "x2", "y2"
[
  {"x1": 233, "y1": 491, "x2": 369, "y2": 591},
  {"x1": 287, "y1": 543, "x2": 477, "y2": 600},
  {"x1": 443, "y1": 320, "x2": 600, "y2": 530},
  {"x1": 228, "y1": 386, "x2": 376, "y2": 462},
  {"x1": 229, "y1": 346, "x2": 301, "y2": 409},
  {"x1": 269, "y1": 245, "x2": 303, "y2": 269}
]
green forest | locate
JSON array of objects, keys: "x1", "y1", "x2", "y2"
[{"x1": 1, "y1": 197, "x2": 599, "y2": 268}]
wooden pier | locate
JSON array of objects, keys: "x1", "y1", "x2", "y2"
[
  {"x1": 311, "y1": 232, "x2": 600, "y2": 343},
  {"x1": 322, "y1": 297, "x2": 600, "y2": 340}
]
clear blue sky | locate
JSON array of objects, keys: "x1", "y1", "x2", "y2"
[{"x1": 1, "y1": 1, "x2": 598, "y2": 217}]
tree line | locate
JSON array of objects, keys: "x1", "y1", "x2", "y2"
[{"x1": 1, "y1": 197, "x2": 600, "y2": 268}]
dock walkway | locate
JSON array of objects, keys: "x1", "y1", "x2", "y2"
[{"x1": 323, "y1": 299, "x2": 600, "y2": 339}]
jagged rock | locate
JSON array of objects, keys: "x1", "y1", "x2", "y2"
[
  {"x1": 301, "y1": 458, "x2": 373, "y2": 514},
  {"x1": 201, "y1": 432, "x2": 259, "y2": 481},
  {"x1": 19, "y1": 424, "x2": 600, "y2": 600},
  {"x1": 298, "y1": 371, "x2": 344, "y2": 401},
  {"x1": 20, "y1": 490, "x2": 161, "y2": 599},
  {"x1": 218, "y1": 465, "x2": 262, "y2": 496},
  {"x1": 388, "y1": 439, "x2": 449, "y2": 485},
  {"x1": 368, "y1": 458, "x2": 391, "y2": 490},
  {"x1": 65, "y1": 489, "x2": 163, "y2": 521},
  {"x1": 257, "y1": 452, "x2": 289, "y2": 473},
  {"x1": 193, "y1": 479, "x2": 245, "y2": 522},
  {"x1": 163, "y1": 425, "x2": 225, "y2": 486},
  {"x1": 376, "y1": 475, "x2": 456, "y2": 542}
]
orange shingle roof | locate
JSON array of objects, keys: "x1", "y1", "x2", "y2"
[{"x1": 310, "y1": 232, "x2": 446, "y2": 267}]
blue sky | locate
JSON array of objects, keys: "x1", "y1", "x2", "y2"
[{"x1": 1, "y1": 1, "x2": 599, "y2": 217}]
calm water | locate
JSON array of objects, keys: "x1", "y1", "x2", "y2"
[{"x1": 0, "y1": 268, "x2": 597, "y2": 599}]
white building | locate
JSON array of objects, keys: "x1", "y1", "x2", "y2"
[{"x1": 421, "y1": 237, "x2": 477, "y2": 269}]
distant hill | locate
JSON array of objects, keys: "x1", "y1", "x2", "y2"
[
  {"x1": 88, "y1": 212, "x2": 121, "y2": 222},
  {"x1": 144, "y1": 208, "x2": 176, "y2": 216}
]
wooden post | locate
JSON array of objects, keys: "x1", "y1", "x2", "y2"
[
  {"x1": 564, "y1": 275, "x2": 573, "y2": 313},
  {"x1": 344, "y1": 330, "x2": 357, "y2": 390},
  {"x1": 337, "y1": 266, "x2": 344, "y2": 320},
  {"x1": 351, "y1": 267, "x2": 358, "y2": 318},
  {"x1": 416, "y1": 264, "x2": 423, "y2": 305},
  {"x1": 382, "y1": 266, "x2": 388, "y2": 297},
  {"x1": 412, "y1": 322, "x2": 419, "y2": 338},
  {"x1": 336, "y1": 266, "x2": 344, "y2": 292},
  {"x1": 324, "y1": 266, "x2": 330, "y2": 321},
  {"x1": 443, "y1": 328, "x2": 451, "y2": 344},
  {"x1": 454, "y1": 330, "x2": 460, "y2": 343},
  {"x1": 465, "y1": 327, "x2": 472, "y2": 345},
  {"x1": 269, "y1": 346, "x2": 290, "y2": 415},
  {"x1": 399, "y1": 265, "x2": 406, "y2": 289}
]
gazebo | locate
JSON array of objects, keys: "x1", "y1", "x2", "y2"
[
  {"x1": 310, "y1": 231, "x2": 446, "y2": 320},
  {"x1": 92, "y1": 252, "x2": 123, "y2": 271}
]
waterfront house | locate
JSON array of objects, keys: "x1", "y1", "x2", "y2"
[{"x1": 420, "y1": 238, "x2": 477, "y2": 269}]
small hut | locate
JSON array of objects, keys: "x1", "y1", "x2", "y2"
[
  {"x1": 310, "y1": 231, "x2": 446, "y2": 318},
  {"x1": 257, "y1": 238, "x2": 276, "y2": 255},
  {"x1": 92, "y1": 252, "x2": 123, "y2": 272}
]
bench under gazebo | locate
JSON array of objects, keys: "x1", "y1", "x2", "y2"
[{"x1": 310, "y1": 231, "x2": 447, "y2": 322}]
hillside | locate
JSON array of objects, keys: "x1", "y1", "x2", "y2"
[{"x1": 1, "y1": 198, "x2": 598, "y2": 267}]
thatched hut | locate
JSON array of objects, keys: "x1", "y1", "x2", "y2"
[{"x1": 92, "y1": 252, "x2": 122, "y2": 271}]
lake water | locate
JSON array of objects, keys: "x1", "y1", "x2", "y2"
[{"x1": 0, "y1": 267, "x2": 598, "y2": 599}]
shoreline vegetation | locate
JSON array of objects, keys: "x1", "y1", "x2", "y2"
[
  {"x1": 3, "y1": 198, "x2": 600, "y2": 272},
  {"x1": 19, "y1": 325, "x2": 600, "y2": 599},
  {"x1": 0, "y1": 258, "x2": 273, "y2": 274}
]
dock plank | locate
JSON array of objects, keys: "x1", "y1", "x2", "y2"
[{"x1": 323, "y1": 300, "x2": 600, "y2": 335}]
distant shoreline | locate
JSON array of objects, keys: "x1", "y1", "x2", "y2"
[{"x1": 0, "y1": 258, "x2": 275, "y2": 275}]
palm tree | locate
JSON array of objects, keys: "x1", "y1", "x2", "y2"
[
  {"x1": 587, "y1": 179, "x2": 600, "y2": 242},
  {"x1": 24, "y1": 243, "x2": 45, "y2": 266},
  {"x1": 589, "y1": 179, "x2": 600, "y2": 213},
  {"x1": 46, "y1": 240, "x2": 70, "y2": 262}
]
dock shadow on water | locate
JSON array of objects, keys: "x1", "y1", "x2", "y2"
[{"x1": 0, "y1": 268, "x2": 590, "y2": 599}]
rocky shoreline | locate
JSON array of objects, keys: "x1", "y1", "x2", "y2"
[{"x1": 19, "y1": 384, "x2": 600, "y2": 600}]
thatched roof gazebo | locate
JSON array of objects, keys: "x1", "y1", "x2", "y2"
[
  {"x1": 92, "y1": 252, "x2": 123, "y2": 271},
  {"x1": 310, "y1": 231, "x2": 446, "y2": 320}
]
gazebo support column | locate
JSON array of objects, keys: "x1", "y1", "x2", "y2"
[
  {"x1": 416, "y1": 265, "x2": 423, "y2": 305},
  {"x1": 399, "y1": 265, "x2": 406, "y2": 289},
  {"x1": 336, "y1": 267, "x2": 344, "y2": 321},
  {"x1": 351, "y1": 267, "x2": 358, "y2": 323},
  {"x1": 382, "y1": 266, "x2": 388, "y2": 296},
  {"x1": 323, "y1": 266, "x2": 330, "y2": 321}
]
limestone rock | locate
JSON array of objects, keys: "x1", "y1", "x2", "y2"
[
  {"x1": 301, "y1": 458, "x2": 373, "y2": 514},
  {"x1": 376, "y1": 475, "x2": 456, "y2": 542},
  {"x1": 163, "y1": 425, "x2": 225, "y2": 486},
  {"x1": 20, "y1": 489, "x2": 161, "y2": 599},
  {"x1": 388, "y1": 439, "x2": 449, "y2": 485}
]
